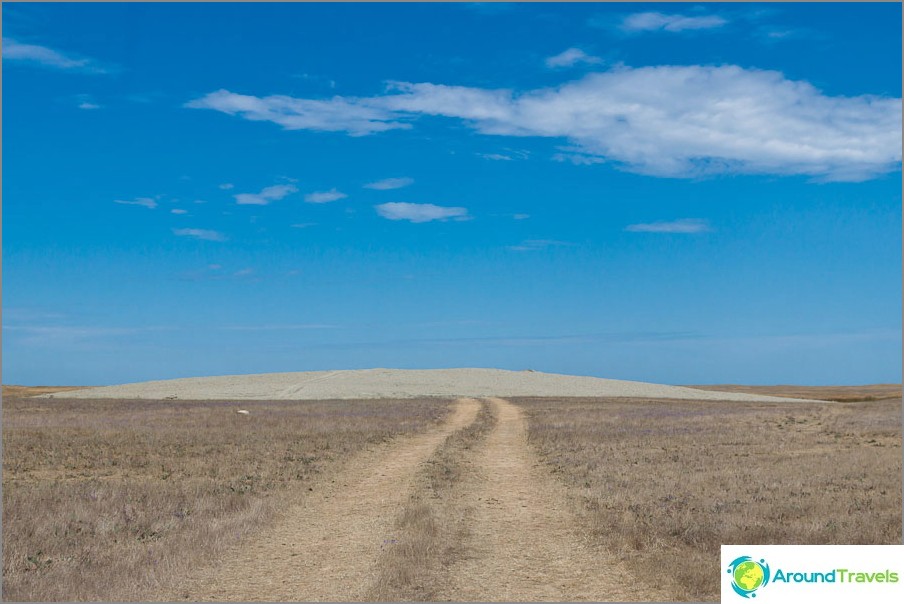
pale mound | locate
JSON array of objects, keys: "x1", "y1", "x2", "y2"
[{"x1": 39, "y1": 368, "x2": 819, "y2": 402}]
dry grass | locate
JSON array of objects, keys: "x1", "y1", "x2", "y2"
[
  {"x1": 1, "y1": 396, "x2": 449, "y2": 602},
  {"x1": 689, "y1": 383, "x2": 902, "y2": 402},
  {"x1": 515, "y1": 395, "x2": 902, "y2": 601},
  {"x1": 368, "y1": 400, "x2": 497, "y2": 601}
]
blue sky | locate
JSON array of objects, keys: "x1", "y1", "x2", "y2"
[{"x1": 3, "y1": 2, "x2": 901, "y2": 386}]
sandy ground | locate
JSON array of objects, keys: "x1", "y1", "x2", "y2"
[
  {"x1": 436, "y1": 398, "x2": 667, "y2": 601},
  {"x1": 40, "y1": 368, "x2": 819, "y2": 402},
  {"x1": 167, "y1": 398, "x2": 481, "y2": 601}
]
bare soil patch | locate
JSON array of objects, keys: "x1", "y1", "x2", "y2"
[
  {"x1": 2, "y1": 385, "x2": 84, "y2": 398},
  {"x1": 516, "y1": 396, "x2": 902, "y2": 601},
  {"x1": 2, "y1": 396, "x2": 450, "y2": 601}
]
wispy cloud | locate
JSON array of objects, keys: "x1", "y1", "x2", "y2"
[
  {"x1": 291, "y1": 222, "x2": 317, "y2": 229},
  {"x1": 114, "y1": 197, "x2": 158, "y2": 209},
  {"x1": 76, "y1": 94, "x2": 101, "y2": 110},
  {"x1": 507, "y1": 239, "x2": 571, "y2": 252},
  {"x1": 625, "y1": 218, "x2": 712, "y2": 234},
  {"x1": 172, "y1": 228, "x2": 227, "y2": 242},
  {"x1": 185, "y1": 89, "x2": 410, "y2": 136},
  {"x1": 364, "y1": 177, "x2": 414, "y2": 190},
  {"x1": 304, "y1": 188, "x2": 347, "y2": 203},
  {"x1": 171, "y1": 209, "x2": 188, "y2": 215},
  {"x1": 220, "y1": 323, "x2": 339, "y2": 331},
  {"x1": 219, "y1": 183, "x2": 235, "y2": 190},
  {"x1": 234, "y1": 184, "x2": 298, "y2": 206},
  {"x1": 478, "y1": 149, "x2": 529, "y2": 161},
  {"x1": 2, "y1": 38, "x2": 114, "y2": 73},
  {"x1": 375, "y1": 202, "x2": 470, "y2": 223},
  {"x1": 545, "y1": 48, "x2": 603, "y2": 69},
  {"x1": 190, "y1": 66, "x2": 901, "y2": 181},
  {"x1": 619, "y1": 12, "x2": 728, "y2": 33},
  {"x1": 513, "y1": 213, "x2": 531, "y2": 220},
  {"x1": 3, "y1": 324, "x2": 170, "y2": 347},
  {"x1": 552, "y1": 149, "x2": 606, "y2": 165}
]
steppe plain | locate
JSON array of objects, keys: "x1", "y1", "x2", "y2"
[{"x1": 2, "y1": 369, "x2": 901, "y2": 601}]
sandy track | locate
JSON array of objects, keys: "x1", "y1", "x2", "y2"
[
  {"x1": 437, "y1": 398, "x2": 666, "y2": 601},
  {"x1": 167, "y1": 398, "x2": 480, "y2": 601}
]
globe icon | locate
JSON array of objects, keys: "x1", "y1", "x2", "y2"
[{"x1": 733, "y1": 560, "x2": 765, "y2": 592}]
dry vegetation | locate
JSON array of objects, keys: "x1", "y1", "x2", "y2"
[
  {"x1": 689, "y1": 384, "x2": 902, "y2": 402},
  {"x1": 368, "y1": 399, "x2": 497, "y2": 601},
  {"x1": 516, "y1": 393, "x2": 902, "y2": 601},
  {"x1": 1, "y1": 395, "x2": 449, "y2": 601}
]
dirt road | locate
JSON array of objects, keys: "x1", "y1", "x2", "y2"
[
  {"x1": 436, "y1": 397, "x2": 665, "y2": 601},
  {"x1": 170, "y1": 397, "x2": 661, "y2": 601},
  {"x1": 169, "y1": 398, "x2": 481, "y2": 601}
]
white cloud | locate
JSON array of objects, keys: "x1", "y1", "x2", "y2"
[
  {"x1": 305, "y1": 188, "x2": 348, "y2": 203},
  {"x1": 114, "y1": 197, "x2": 157, "y2": 209},
  {"x1": 478, "y1": 153, "x2": 514, "y2": 161},
  {"x1": 2, "y1": 38, "x2": 112, "y2": 73},
  {"x1": 172, "y1": 228, "x2": 227, "y2": 242},
  {"x1": 375, "y1": 202, "x2": 470, "y2": 223},
  {"x1": 545, "y1": 48, "x2": 603, "y2": 69},
  {"x1": 185, "y1": 89, "x2": 410, "y2": 136},
  {"x1": 219, "y1": 183, "x2": 235, "y2": 190},
  {"x1": 171, "y1": 209, "x2": 188, "y2": 215},
  {"x1": 552, "y1": 150, "x2": 606, "y2": 165},
  {"x1": 364, "y1": 177, "x2": 414, "y2": 190},
  {"x1": 78, "y1": 101, "x2": 101, "y2": 110},
  {"x1": 507, "y1": 239, "x2": 571, "y2": 252},
  {"x1": 234, "y1": 184, "x2": 298, "y2": 205},
  {"x1": 620, "y1": 12, "x2": 728, "y2": 33},
  {"x1": 513, "y1": 213, "x2": 530, "y2": 220},
  {"x1": 188, "y1": 65, "x2": 901, "y2": 181},
  {"x1": 625, "y1": 218, "x2": 712, "y2": 234},
  {"x1": 291, "y1": 222, "x2": 317, "y2": 228}
]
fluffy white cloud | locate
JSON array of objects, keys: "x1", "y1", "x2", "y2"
[
  {"x1": 305, "y1": 188, "x2": 348, "y2": 203},
  {"x1": 2, "y1": 38, "x2": 112, "y2": 73},
  {"x1": 545, "y1": 48, "x2": 603, "y2": 69},
  {"x1": 234, "y1": 184, "x2": 298, "y2": 205},
  {"x1": 364, "y1": 177, "x2": 414, "y2": 190},
  {"x1": 172, "y1": 228, "x2": 227, "y2": 241},
  {"x1": 625, "y1": 218, "x2": 711, "y2": 233},
  {"x1": 620, "y1": 12, "x2": 727, "y2": 33},
  {"x1": 186, "y1": 89, "x2": 409, "y2": 136},
  {"x1": 188, "y1": 65, "x2": 901, "y2": 181},
  {"x1": 114, "y1": 197, "x2": 157, "y2": 209},
  {"x1": 375, "y1": 202, "x2": 469, "y2": 223}
]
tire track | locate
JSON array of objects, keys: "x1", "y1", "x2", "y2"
[
  {"x1": 437, "y1": 397, "x2": 666, "y2": 601},
  {"x1": 168, "y1": 398, "x2": 480, "y2": 601}
]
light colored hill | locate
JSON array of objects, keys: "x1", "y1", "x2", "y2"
[{"x1": 38, "y1": 368, "x2": 821, "y2": 402}]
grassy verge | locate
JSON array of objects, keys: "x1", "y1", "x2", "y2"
[
  {"x1": 368, "y1": 399, "x2": 497, "y2": 601},
  {"x1": 515, "y1": 396, "x2": 902, "y2": 601},
  {"x1": 1, "y1": 396, "x2": 449, "y2": 601}
]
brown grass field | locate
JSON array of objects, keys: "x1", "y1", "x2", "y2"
[
  {"x1": 516, "y1": 390, "x2": 902, "y2": 601},
  {"x1": 2, "y1": 384, "x2": 901, "y2": 601},
  {"x1": 1, "y1": 393, "x2": 450, "y2": 601}
]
